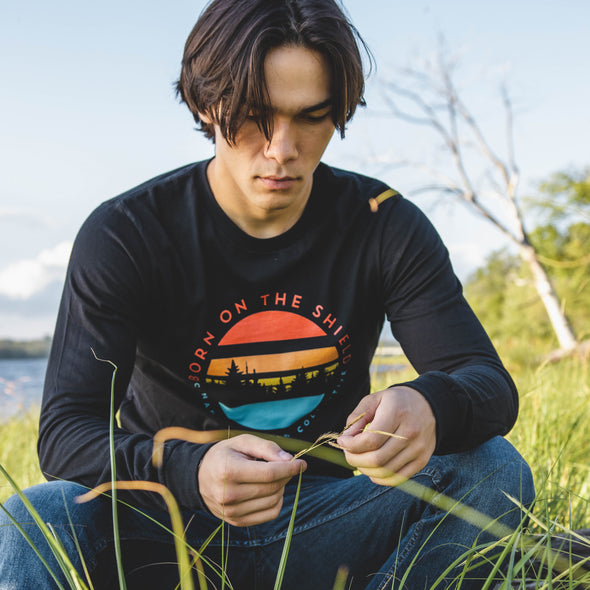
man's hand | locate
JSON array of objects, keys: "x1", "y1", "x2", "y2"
[
  {"x1": 337, "y1": 386, "x2": 436, "y2": 486},
  {"x1": 198, "y1": 434, "x2": 307, "y2": 527}
]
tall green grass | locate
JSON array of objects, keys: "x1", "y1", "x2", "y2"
[
  {"x1": 0, "y1": 407, "x2": 43, "y2": 503},
  {"x1": 371, "y1": 355, "x2": 590, "y2": 532},
  {"x1": 1, "y1": 355, "x2": 590, "y2": 587},
  {"x1": 508, "y1": 358, "x2": 590, "y2": 532}
]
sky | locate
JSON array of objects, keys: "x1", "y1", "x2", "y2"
[{"x1": 0, "y1": 0, "x2": 588, "y2": 340}]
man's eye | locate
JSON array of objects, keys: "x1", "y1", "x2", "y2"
[
  {"x1": 302, "y1": 111, "x2": 331, "y2": 123},
  {"x1": 245, "y1": 109, "x2": 263, "y2": 122}
]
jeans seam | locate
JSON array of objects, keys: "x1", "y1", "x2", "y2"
[
  {"x1": 373, "y1": 467, "x2": 443, "y2": 590},
  {"x1": 373, "y1": 519, "x2": 423, "y2": 590}
]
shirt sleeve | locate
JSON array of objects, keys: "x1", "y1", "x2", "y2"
[
  {"x1": 379, "y1": 196, "x2": 518, "y2": 454},
  {"x1": 38, "y1": 202, "x2": 211, "y2": 511}
]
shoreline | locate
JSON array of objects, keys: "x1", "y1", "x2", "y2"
[{"x1": 0, "y1": 337, "x2": 51, "y2": 360}]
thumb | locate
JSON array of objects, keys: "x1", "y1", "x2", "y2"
[
  {"x1": 339, "y1": 397, "x2": 377, "y2": 438},
  {"x1": 337, "y1": 417, "x2": 372, "y2": 450}
]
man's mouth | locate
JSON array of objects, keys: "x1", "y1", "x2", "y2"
[{"x1": 257, "y1": 175, "x2": 298, "y2": 190}]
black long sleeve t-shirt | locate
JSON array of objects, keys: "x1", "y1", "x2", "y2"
[{"x1": 38, "y1": 160, "x2": 518, "y2": 511}]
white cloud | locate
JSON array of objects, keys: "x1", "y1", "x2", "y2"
[{"x1": 0, "y1": 242, "x2": 72, "y2": 299}]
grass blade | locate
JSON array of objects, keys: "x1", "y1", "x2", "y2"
[
  {"x1": 152, "y1": 427, "x2": 351, "y2": 470},
  {"x1": 273, "y1": 466, "x2": 303, "y2": 590},
  {"x1": 331, "y1": 566, "x2": 350, "y2": 590},
  {"x1": 90, "y1": 349, "x2": 126, "y2": 590},
  {"x1": 63, "y1": 491, "x2": 95, "y2": 590},
  {"x1": 0, "y1": 463, "x2": 89, "y2": 589},
  {"x1": 78, "y1": 481, "x2": 194, "y2": 590}
]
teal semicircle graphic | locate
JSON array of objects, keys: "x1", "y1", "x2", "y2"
[{"x1": 219, "y1": 394, "x2": 324, "y2": 430}]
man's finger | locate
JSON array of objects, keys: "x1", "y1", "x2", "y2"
[
  {"x1": 215, "y1": 434, "x2": 307, "y2": 483},
  {"x1": 222, "y1": 500, "x2": 286, "y2": 527},
  {"x1": 220, "y1": 485, "x2": 286, "y2": 513},
  {"x1": 361, "y1": 456, "x2": 429, "y2": 487},
  {"x1": 219, "y1": 477, "x2": 293, "y2": 506},
  {"x1": 338, "y1": 424, "x2": 403, "y2": 454},
  {"x1": 343, "y1": 437, "x2": 411, "y2": 470},
  {"x1": 222, "y1": 452, "x2": 306, "y2": 484},
  {"x1": 230, "y1": 434, "x2": 297, "y2": 462}
]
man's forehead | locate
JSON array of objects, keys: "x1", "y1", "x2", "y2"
[
  {"x1": 256, "y1": 97, "x2": 333, "y2": 115},
  {"x1": 262, "y1": 46, "x2": 332, "y2": 111}
]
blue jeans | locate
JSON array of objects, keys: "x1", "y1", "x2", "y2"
[{"x1": 0, "y1": 436, "x2": 533, "y2": 589}]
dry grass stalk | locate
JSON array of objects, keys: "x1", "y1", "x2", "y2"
[
  {"x1": 77, "y1": 481, "x2": 198, "y2": 590},
  {"x1": 152, "y1": 426, "x2": 353, "y2": 470},
  {"x1": 291, "y1": 412, "x2": 408, "y2": 461}
]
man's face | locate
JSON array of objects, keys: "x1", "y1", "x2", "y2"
[{"x1": 204, "y1": 44, "x2": 335, "y2": 238}]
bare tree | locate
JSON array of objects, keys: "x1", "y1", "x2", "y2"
[{"x1": 379, "y1": 45, "x2": 577, "y2": 352}]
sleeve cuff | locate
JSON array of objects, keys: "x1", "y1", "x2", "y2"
[
  {"x1": 160, "y1": 440, "x2": 215, "y2": 512},
  {"x1": 394, "y1": 371, "x2": 472, "y2": 454}
]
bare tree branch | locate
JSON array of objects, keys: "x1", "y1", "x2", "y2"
[
  {"x1": 502, "y1": 85, "x2": 520, "y2": 180},
  {"x1": 377, "y1": 42, "x2": 578, "y2": 350}
]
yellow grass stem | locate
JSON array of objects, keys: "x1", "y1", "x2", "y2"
[
  {"x1": 151, "y1": 424, "x2": 590, "y2": 585},
  {"x1": 152, "y1": 426, "x2": 351, "y2": 470},
  {"x1": 331, "y1": 566, "x2": 350, "y2": 590},
  {"x1": 152, "y1": 413, "x2": 407, "y2": 470},
  {"x1": 152, "y1": 424, "x2": 514, "y2": 540},
  {"x1": 77, "y1": 481, "x2": 195, "y2": 590},
  {"x1": 189, "y1": 553, "x2": 208, "y2": 590}
]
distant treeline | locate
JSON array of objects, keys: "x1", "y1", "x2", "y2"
[{"x1": 0, "y1": 337, "x2": 52, "y2": 359}]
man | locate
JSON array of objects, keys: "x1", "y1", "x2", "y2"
[{"x1": 0, "y1": 0, "x2": 534, "y2": 588}]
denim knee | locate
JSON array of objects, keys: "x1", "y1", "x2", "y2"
[
  {"x1": 472, "y1": 436, "x2": 535, "y2": 505},
  {"x1": 433, "y1": 436, "x2": 535, "y2": 530},
  {"x1": 1, "y1": 480, "x2": 98, "y2": 530},
  {"x1": 0, "y1": 480, "x2": 111, "y2": 589}
]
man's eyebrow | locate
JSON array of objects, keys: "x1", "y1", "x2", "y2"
[{"x1": 300, "y1": 98, "x2": 333, "y2": 113}]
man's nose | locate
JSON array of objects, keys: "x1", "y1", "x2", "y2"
[{"x1": 264, "y1": 120, "x2": 298, "y2": 164}]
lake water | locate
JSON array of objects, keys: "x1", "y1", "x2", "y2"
[
  {"x1": 0, "y1": 356, "x2": 406, "y2": 423},
  {"x1": 0, "y1": 357, "x2": 47, "y2": 422}
]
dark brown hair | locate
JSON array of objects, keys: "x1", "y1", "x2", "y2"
[{"x1": 176, "y1": 0, "x2": 371, "y2": 143}]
